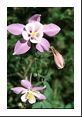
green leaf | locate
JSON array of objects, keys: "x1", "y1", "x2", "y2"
[
  {"x1": 32, "y1": 101, "x2": 52, "y2": 109},
  {"x1": 41, "y1": 101, "x2": 52, "y2": 108},
  {"x1": 32, "y1": 102, "x2": 42, "y2": 109},
  {"x1": 43, "y1": 82, "x2": 53, "y2": 100},
  {"x1": 65, "y1": 103, "x2": 73, "y2": 109}
]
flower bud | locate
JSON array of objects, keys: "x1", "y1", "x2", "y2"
[{"x1": 50, "y1": 46, "x2": 65, "y2": 69}]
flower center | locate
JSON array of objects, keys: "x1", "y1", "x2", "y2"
[
  {"x1": 31, "y1": 31, "x2": 38, "y2": 37},
  {"x1": 26, "y1": 90, "x2": 34, "y2": 100}
]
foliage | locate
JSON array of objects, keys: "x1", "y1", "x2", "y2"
[{"x1": 7, "y1": 7, "x2": 74, "y2": 109}]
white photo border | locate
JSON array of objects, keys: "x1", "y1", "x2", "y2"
[{"x1": 0, "y1": 0, "x2": 81, "y2": 116}]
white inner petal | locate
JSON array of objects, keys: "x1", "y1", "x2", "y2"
[
  {"x1": 26, "y1": 90, "x2": 36, "y2": 104},
  {"x1": 24, "y1": 22, "x2": 43, "y2": 43},
  {"x1": 33, "y1": 22, "x2": 43, "y2": 32},
  {"x1": 22, "y1": 31, "x2": 30, "y2": 41},
  {"x1": 28, "y1": 95, "x2": 36, "y2": 104},
  {"x1": 25, "y1": 23, "x2": 34, "y2": 32},
  {"x1": 21, "y1": 94, "x2": 27, "y2": 102}
]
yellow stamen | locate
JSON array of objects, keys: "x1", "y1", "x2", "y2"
[
  {"x1": 26, "y1": 90, "x2": 34, "y2": 100},
  {"x1": 31, "y1": 31, "x2": 38, "y2": 37}
]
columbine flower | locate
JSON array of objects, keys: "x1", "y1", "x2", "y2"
[
  {"x1": 7, "y1": 14, "x2": 61, "y2": 55},
  {"x1": 50, "y1": 46, "x2": 65, "y2": 69},
  {"x1": 11, "y1": 79, "x2": 46, "y2": 104}
]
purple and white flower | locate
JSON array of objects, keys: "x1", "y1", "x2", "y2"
[
  {"x1": 7, "y1": 14, "x2": 61, "y2": 55},
  {"x1": 11, "y1": 79, "x2": 46, "y2": 104}
]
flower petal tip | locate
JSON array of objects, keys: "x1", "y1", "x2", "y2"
[
  {"x1": 39, "y1": 14, "x2": 41, "y2": 16},
  {"x1": 44, "y1": 85, "x2": 46, "y2": 89},
  {"x1": 57, "y1": 63, "x2": 65, "y2": 69},
  {"x1": 44, "y1": 97, "x2": 46, "y2": 100},
  {"x1": 11, "y1": 88, "x2": 13, "y2": 91},
  {"x1": 58, "y1": 27, "x2": 61, "y2": 32},
  {"x1": 13, "y1": 52, "x2": 16, "y2": 55}
]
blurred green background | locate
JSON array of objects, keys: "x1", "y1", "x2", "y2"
[{"x1": 7, "y1": 7, "x2": 74, "y2": 109}]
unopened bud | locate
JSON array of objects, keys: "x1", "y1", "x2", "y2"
[{"x1": 50, "y1": 46, "x2": 65, "y2": 69}]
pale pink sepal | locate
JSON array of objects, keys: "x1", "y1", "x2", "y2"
[
  {"x1": 7, "y1": 23, "x2": 25, "y2": 35},
  {"x1": 21, "y1": 80, "x2": 32, "y2": 89},
  {"x1": 36, "y1": 38, "x2": 50, "y2": 52},
  {"x1": 11, "y1": 87, "x2": 26, "y2": 94},
  {"x1": 43, "y1": 23, "x2": 61, "y2": 37},
  {"x1": 28, "y1": 14, "x2": 41, "y2": 23},
  {"x1": 13, "y1": 39, "x2": 31, "y2": 55}
]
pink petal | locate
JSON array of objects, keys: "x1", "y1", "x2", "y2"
[
  {"x1": 13, "y1": 39, "x2": 31, "y2": 55},
  {"x1": 43, "y1": 23, "x2": 61, "y2": 37},
  {"x1": 32, "y1": 86, "x2": 46, "y2": 91},
  {"x1": 36, "y1": 38, "x2": 50, "y2": 52},
  {"x1": 28, "y1": 14, "x2": 41, "y2": 23},
  {"x1": 36, "y1": 43, "x2": 44, "y2": 52},
  {"x1": 40, "y1": 38, "x2": 50, "y2": 51},
  {"x1": 21, "y1": 80, "x2": 32, "y2": 89},
  {"x1": 7, "y1": 23, "x2": 25, "y2": 35},
  {"x1": 11, "y1": 87, "x2": 26, "y2": 94},
  {"x1": 34, "y1": 92, "x2": 46, "y2": 100}
]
